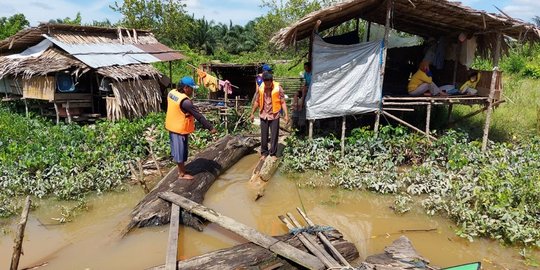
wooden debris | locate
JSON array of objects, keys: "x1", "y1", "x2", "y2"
[
  {"x1": 360, "y1": 236, "x2": 436, "y2": 270},
  {"x1": 158, "y1": 192, "x2": 325, "y2": 270},
  {"x1": 123, "y1": 135, "x2": 258, "y2": 234},
  {"x1": 11, "y1": 196, "x2": 31, "y2": 270}
]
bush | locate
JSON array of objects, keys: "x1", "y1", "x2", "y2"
[{"x1": 283, "y1": 127, "x2": 540, "y2": 247}]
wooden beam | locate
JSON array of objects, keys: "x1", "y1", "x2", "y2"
[
  {"x1": 382, "y1": 110, "x2": 437, "y2": 140},
  {"x1": 165, "y1": 204, "x2": 180, "y2": 270},
  {"x1": 158, "y1": 192, "x2": 325, "y2": 270},
  {"x1": 482, "y1": 32, "x2": 502, "y2": 152},
  {"x1": 10, "y1": 196, "x2": 31, "y2": 270}
]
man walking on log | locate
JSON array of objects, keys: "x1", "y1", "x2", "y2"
[
  {"x1": 250, "y1": 72, "x2": 289, "y2": 160},
  {"x1": 166, "y1": 76, "x2": 217, "y2": 180}
]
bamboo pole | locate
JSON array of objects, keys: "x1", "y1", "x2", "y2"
[
  {"x1": 296, "y1": 208, "x2": 352, "y2": 267},
  {"x1": 425, "y1": 102, "x2": 432, "y2": 139},
  {"x1": 452, "y1": 43, "x2": 461, "y2": 86},
  {"x1": 24, "y1": 99, "x2": 28, "y2": 118},
  {"x1": 308, "y1": 120, "x2": 314, "y2": 140},
  {"x1": 54, "y1": 103, "x2": 60, "y2": 124},
  {"x1": 158, "y1": 192, "x2": 325, "y2": 270},
  {"x1": 10, "y1": 196, "x2": 31, "y2": 270},
  {"x1": 341, "y1": 116, "x2": 346, "y2": 157},
  {"x1": 482, "y1": 32, "x2": 502, "y2": 152},
  {"x1": 447, "y1": 104, "x2": 453, "y2": 124}
]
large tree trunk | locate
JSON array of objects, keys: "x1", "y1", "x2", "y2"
[
  {"x1": 124, "y1": 135, "x2": 258, "y2": 234},
  {"x1": 147, "y1": 229, "x2": 359, "y2": 270}
]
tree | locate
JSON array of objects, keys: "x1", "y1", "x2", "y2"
[
  {"x1": 49, "y1": 12, "x2": 82, "y2": 25},
  {"x1": 111, "y1": 0, "x2": 191, "y2": 45},
  {"x1": 533, "y1": 16, "x2": 540, "y2": 27},
  {"x1": 0, "y1": 13, "x2": 29, "y2": 40}
]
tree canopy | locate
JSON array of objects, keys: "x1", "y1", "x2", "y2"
[{"x1": 0, "y1": 13, "x2": 29, "y2": 40}]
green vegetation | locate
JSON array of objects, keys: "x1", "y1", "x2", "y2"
[
  {"x1": 283, "y1": 126, "x2": 540, "y2": 248},
  {"x1": 0, "y1": 13, "x2": 29, "y2": 40},
  {"x1": 0, "y1": 105, "x2": 229, "y2": 218}
]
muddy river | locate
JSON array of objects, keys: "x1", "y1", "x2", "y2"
[{"x1": 0, "y1": 154, "x2": 537, "y2": 269}]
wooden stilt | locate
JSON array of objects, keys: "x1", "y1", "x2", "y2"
[
  {"x1": 165, "y1": 204, "x2": 180, "y2": 270},
  {"x1": 374, "y1": 111, "x2": 381, "y2": 134},
  {"x1": 452, "y1": 43, "x2": 461, "y2": 86},
  {"x1": 482, "y1": 32, "x2": 502, "y2": 152},
  {"x1": 66, "y1": 101, "x2": 72, "y2": 124},
  {"x1": 54, "y1": 103, "x2": 60, "y2": 124},
  {"x1": 10, "y1": 196, "x2": 31, "y2": 270},
  {"x1": 308, "y1": 120, "x2": 314, "y2": 139},
  {"x1": 376, "y1": 0, "x2": 393, "y2": 135},
  {"x1": 366, "y1": 21, "x2": 371, "y2": 42},
  {"x1": 383, "y1": 111, "x2": 436, "y2": 140},
  {"x1": 447, "y1": 104, "x2": 453, "y2": 124},
  {"x1": 158, "y1": 192, "x2": 325, "y2": 270},
  {"x1": 341, "y1": 116, "x2": 346, "y2": 157},
  {"x1": 24, "y1": 98, "x2": 28, "y2": 117},
  {"x1": 425, "y1": 102, "x2": 432, "y2": 139}
]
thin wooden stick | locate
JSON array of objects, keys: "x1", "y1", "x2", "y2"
[
  {"x1": 296, "y1": 208, "x2": 352, "y2": 267},
  {"x1": 383, "y1": 111, "x2": 437, "y2": 140},
  {"x1": 11, "y1": 196, "x2": 31, "y2": 270},
  {"x1": 482, "y1": 32, "x2": 502, "y2": 152}
]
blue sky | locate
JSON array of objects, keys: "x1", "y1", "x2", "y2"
[{"x1": 0, "y1": 0, "x2": 538, "y2": 27}]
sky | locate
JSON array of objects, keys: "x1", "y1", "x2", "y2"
[{"x1": 0, "y1": 0, "x2": 538, "y2": 27}]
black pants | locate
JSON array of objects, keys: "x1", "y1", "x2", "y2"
[{"x1": 260, "y1": 118, "x2": 279, "y2": 156}]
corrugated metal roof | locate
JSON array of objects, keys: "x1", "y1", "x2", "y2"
[
  {"x1": 43, "y1": 35, "x2": 183, "y2": 68},
  {"x1": 134, "y1": 43, "x2": 185, "y2": 62}
]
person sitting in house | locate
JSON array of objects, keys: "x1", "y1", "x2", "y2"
[
  {"x1": 408, "y1": 61, "x2": 447, "y2": 96},
  {"x1": 459, "y1": 71, "x2": 481, "y2": 95},
  {"x1": 293, "y1": 62, "x2": 312, "y2": 111}
]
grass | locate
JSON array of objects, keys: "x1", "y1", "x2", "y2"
[{"x1": 450, "y1": 75, "x2": 540, "y2": 141}]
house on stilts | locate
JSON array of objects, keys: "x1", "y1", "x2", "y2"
[
  {"x1": 271, "y1": 0, "x2": 540, "y2": 150},
  {"x1": 0, "y1": 23, "x2": 185, "y2": 122}
]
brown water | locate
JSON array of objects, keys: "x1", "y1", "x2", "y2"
[{"x1": 0, "y1": 154, "x2": 537, "y2": 270}]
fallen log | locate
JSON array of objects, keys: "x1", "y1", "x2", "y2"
[
  {"x1": 147, "y1": 228, "x2": 358, "y2": 270},
  {"x1": 124, "y1": 135, "x2": 258, "y2": 234},
  {"x1": 248, "y1": 156, "x2": 281, "y2": 200}
]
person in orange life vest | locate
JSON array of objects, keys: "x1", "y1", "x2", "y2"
[
  {"x1": 256, "y1": 64, "x2": 273, "y2": 87},
  {"x1": 250, "y1": 72, "x2": 289, "y2": 160},
  {"x1": 165, "y1": 76, "x2": 217, "y2": 180}
]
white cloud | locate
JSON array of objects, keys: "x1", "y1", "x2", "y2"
[
  {"x1": 0, "y1": 0, "x2": 121, "y2": 26},
  {"x1": 503, "y1": 0, "x2": 540, "y2": 22}
]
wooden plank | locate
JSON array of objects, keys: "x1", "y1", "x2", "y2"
[
  {"x1": 54, "y1": 93, "x2": 92, "y2": 101},
  {"x1": 10, "y1": 196, "x2": 31, "y2": 270},
  {"x1": 158, "y1": 192, "x2": 325, "y2": 270},
  {"x1": 165, "y1": 204, "x2": 180, "y2": 270},
  {"x1": 296, "y1": 208, "x2": 352, "y2": 267}
]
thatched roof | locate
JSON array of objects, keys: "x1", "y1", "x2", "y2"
[
  {"x1": 272, "y1": 0, "x2": 540, "y2": 48},
  {"x1": 0, "y1": 47, "x2": 89, "y2": 79},
  {"x1": 0, "y1": 23, "x2": 184, "y2": 80}
]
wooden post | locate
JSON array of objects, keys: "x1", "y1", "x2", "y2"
[
  {"x1": 66, "y1": 102, "x2": 72, "y2": 124},
  {"x1": 375, "y1": 0, "x2": 393, "y2": 134},
  {"x1": 425, "y1": 102, "x2": 432, "y2": 139},
  {"x1": 366, "y1": 21, "x2": 372, "y2": 42},
  {"x1": 447, "y1": 104, "x2": 453, "y2": 124},
  {"x1": 24, "y1": 98, "x2": 28, "y2": 117},
  {"x1": 341, "y1": 116, "x2": 346, "y2": 157},
  {"x1": 224, "y1": 88, "x2": 229, "y2": 135},
  {"x1": 158, "y1": 192, "x2": 325, "y2": 270},
  {"x1": 54, "y1": 103, "x2": 60, "y2": 124},
  {"x1": 169, "y1": 62, "x2": 173, "y2": 88},
  {"x1": 10, "y1": 196, "x2": 31, "y2": 270},
  {"x1": 308, "y1": 120, "x2": 314, "y2": 139},
  {"x1": 165, "y1": 204, "x2": 180, "y2": 270},
  {"x1": 308, "y1": 20, "x2": 322, "y2": 65},
  {"x1": 482, "y1": 32, "x2": 502, "y2": 152},
  {"x1": 452, "y1": 43, "x2": 461, "y2": 86}
]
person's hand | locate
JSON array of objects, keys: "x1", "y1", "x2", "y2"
[
  {"x1": 210, "y1": 128, "x2": 218, "y2": 134},
  {"x1": 250, "y1": 113, "x2": 255, "y2": 122},
  {"x1": 284, "y1": 115, "x2": 289, "y2": 124}
]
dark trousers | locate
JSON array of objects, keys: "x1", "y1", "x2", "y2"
[{"x1": 260, "y1": 118, "x2": 279, "y2": 156}]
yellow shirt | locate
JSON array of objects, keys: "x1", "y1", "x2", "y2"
[
  {"x1": 408, "y1": 70, "x2": 433, "y2": 92},
  {"x1": 460, "y1": 73, "x2": 481, "y2": 93}
]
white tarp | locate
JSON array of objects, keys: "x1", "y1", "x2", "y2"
[
  {"x1": 306, "y1": 35, "x2": 383, "y2": 120},
  {"x1": 6, "y1": 39, "x2": 52, "y2": 59}
]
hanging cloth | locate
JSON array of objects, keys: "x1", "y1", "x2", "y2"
[
  {"x1": 219, "y1": 80, "x2": 233, "y2": 94},
  {"x1": 197, "y1": 69, "x2": 207, "y2": 85},
  {"x1": 203, "y1": 73, "x2": 219, "y2": 92}
]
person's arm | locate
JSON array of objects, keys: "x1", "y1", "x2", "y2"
[
  {"x1": 180, "y1": 99, "x2": 215, "y2": 132},
  {"x1": 419, "y1": 70, "x2": 433, "y2": 84},
  {"x1": 279, "y1": 87, "x2": 289, "y2": 123},
  {"x1": 250, "y1": 91, "x2": 259, "y2": 121}
]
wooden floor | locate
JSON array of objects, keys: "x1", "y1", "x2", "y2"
[{"x1": 383, "y1": 95, "x2": 490, "y2": 106}]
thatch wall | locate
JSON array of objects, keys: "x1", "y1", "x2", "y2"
[
  {"x1": 109, "y1": 79, "x2": 162, "y2": 119},
  {"x1": 97, "y1": 64, "x2": 162, "y2": 81}
]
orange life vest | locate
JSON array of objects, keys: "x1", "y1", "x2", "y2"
[
  {"x1": 258, "y1": 82, "x2": 282, "y2": 114},
  {"x1": 165, "y1": 90, "x2": 195, "y2": 135}
]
